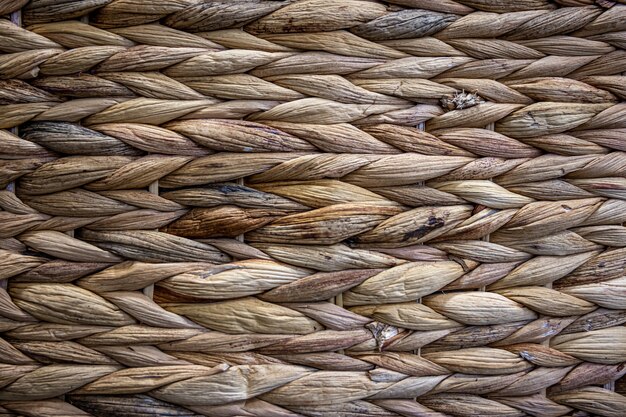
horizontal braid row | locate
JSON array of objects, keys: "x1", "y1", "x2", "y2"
[
  {"x1": 1, "y1": 80, "x2": 625, "y2": 127},
  {"x1": 2, "y1": 45, "x2": 624, "y2": 84},
  {"x1": 0, "y1": 356, "x2": 625, "y2": 414},
  {"x1": 0, "y1": 7, "x2": 625, "y2": 87},
  {"x1": 0, "y1": 389, "x2": 624, "y2": 417},
  {"x1": 2, "y1": 246, "x2": 626, "y2": 329},
  {"x1": 3, "y1": 1, "x2": 626, "y2": 39},
  {"x1": 2, "y1": 118, "x2": 626, "y2": 184},
  {"x1": 2, "y1": 193, "x2": 626, "y2": 256},
  {"x1": 0, "y1": 368, "x2": 623, "y2": 417},
  {"x1": 3, "y1": 72, "x2": 624, "y2": 106},
  {"x1": 2, "y1": 1, "x2": 626, "y2": 417},
  {"x1": 1, "y1": 99, "x2": 625, "y2": 142}
]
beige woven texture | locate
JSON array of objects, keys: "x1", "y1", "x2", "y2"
[{"x1": 1, "y1": 0, "x2": 626, "y2": 416}]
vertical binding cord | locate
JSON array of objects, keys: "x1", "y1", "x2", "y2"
[
  {"x1": 416, "y1": 121, "x2": 426, "y2": 359},
  {"x1": 481, "y1": 121, "x2": 495, "y2": 292},
  {"x1": 610, "y1": 70, "x2": 626, "y2": 394},
  {"x1": 141, "y1": 7, "x2": 165, "y2": 300},
  {"x1": 603, "y1": 70, "x2": 626, "y2": 395},
  {"x1": 143, "y1": 181, "x2": 159, "y2": 299},
  {"x1": 236, "y1": 179, "x2": 245, "y2": 242}
]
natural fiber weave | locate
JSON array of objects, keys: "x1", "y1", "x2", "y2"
[{"x1": 1, "y1": 0, "x2": 626, "y2": 416}]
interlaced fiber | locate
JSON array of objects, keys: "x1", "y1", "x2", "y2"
[{"x1": 1, "y1": 0, "x2": 626, "y2": 416}]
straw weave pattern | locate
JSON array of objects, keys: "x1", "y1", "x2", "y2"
[{"x1": 1, "y1": 0, "x2": 626, "y2": 416}]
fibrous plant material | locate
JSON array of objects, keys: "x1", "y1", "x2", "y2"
[
  {"x1": 440, "y1": 90, "x2": 485, "y2": 111},
  {"x1": 0, "y1": 1, "x2": 626, "y2": 416}
]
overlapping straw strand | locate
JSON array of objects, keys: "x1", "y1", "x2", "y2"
[{"x1": 1, "y1": 0, "x2": 626, "y2": 416}]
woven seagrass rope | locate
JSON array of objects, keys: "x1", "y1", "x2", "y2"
[{"x1": 1, "y1": 1, "x2": 626, "y2": 416}]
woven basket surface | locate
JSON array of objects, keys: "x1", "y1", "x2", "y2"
[{"x1": 1, "y1": 0, "x2": 626, "y2": 416}]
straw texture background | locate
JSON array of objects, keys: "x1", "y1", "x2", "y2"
[{"x1": 1, "y1": 0, "x2": 626, "y2": 416}]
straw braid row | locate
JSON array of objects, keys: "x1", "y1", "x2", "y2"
[
  {"x1": 2, "y1": 193, "x2": 626, "y2": 255},
  {"x1": 1, "y1": 67, "x2": 625, "y2": 105},
  {"x1": 2, "y1": 249, "x2": 626, "y2": 336},
  {"x1": 0, "y1": 356, "x2": 625, "y2": 416},
  {"x1": 3, "y1": 118, "x2": 625, "y2": 162},
  {"x1": 2, "y1": 1, "x2": 626, "y2": 416}
]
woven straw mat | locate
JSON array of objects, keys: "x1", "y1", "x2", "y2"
[{"x1": 1, "y1": 0, "x2": 626, "y2": 416}]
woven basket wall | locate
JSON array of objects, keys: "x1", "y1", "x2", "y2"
[{"x1": 1, "y1": 0, "x2": 626, "y2": 416}]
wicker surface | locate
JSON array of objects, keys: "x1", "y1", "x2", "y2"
[{"x1": 1, "y1": 0, "x2": 626, "y2": 416}]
